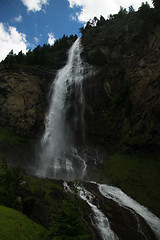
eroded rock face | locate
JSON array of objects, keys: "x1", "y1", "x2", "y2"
[
  {"x1": 0, "y1": 65, "x2": 55, "y2": 137},
  {"x1": 82, "y1": 22, "x2": 160, "y2": 152}
]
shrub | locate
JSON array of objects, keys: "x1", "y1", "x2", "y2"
[
  {"x1": 0, "y1": 160, "x2": 24, "y2": 210},
  {"x1": 48, "y1": 197, "x2": 89, "y2": 240}
]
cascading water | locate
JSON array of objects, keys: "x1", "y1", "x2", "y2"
[
  {"x1": 77, "y1": 186, "x2": 119, "y2": 240},
  {"x1": 63, "y1": 182, "x2": 119, "y2": 240},
  {"x1": 37, "y1": 38, "x2": 86, "y2": 180},
  {"x1": 98, "y1": 184, "x2": 160, "y2": 239},
  {"x1": 74, "y1": 182, "x2": 160, "y2": 240}
]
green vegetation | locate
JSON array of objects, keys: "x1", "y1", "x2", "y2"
[
  {"x1": 2, "y1": 35, "x2": 77, "y2": 69},
  {"x1": 25, "y1": 176, "x2": 90, "y2": 240},
  {"x1": 0, "y1": 205, "x2": 47, "y2": 240},
  {"x1": 0, "y1": 126, "x2": 34, "y2": 144},
  {"x1": 0, "y1": 160, "x2": 91, "y2": 240},
  {"x1": 0, "y1": 160, "x2": 24, "y2": 210},
  {"x1": 23, "y1": 174, "x2": 65, "y2": 217},
  {"x1": 48, "y1": 198, "x2": 89, "y2": 240},
  {"x1": 81, "y1": 2, "x2": 158, "y2": 66},
  {"x1": 93, "y1": 152, "x2": 160, "y2": 217},
  {"x1": 152, "y1": 0, "x2": 160, "y2": 11}
]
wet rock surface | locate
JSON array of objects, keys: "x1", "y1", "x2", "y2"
[
  {"x1": 18, "y1": 178, "x2": 159, "y2": 240},
  {"x1": 81, "y1": 182, "x2": 158, "y2": 240}
]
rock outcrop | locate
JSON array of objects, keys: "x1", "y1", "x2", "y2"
[
  {"x1": 82, "y1": 11, "x2": 160, "y2": 152},
  {"x1": 0, "y1": 65, "x2": 55, "y2": 137}
]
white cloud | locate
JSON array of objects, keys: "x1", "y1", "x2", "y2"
[
  {"x1": 48, "y1": 33, "x2": 56, "y2": 45},
  {"x1": 14, "y1": 15, "x2": 23, "y2": 22},
  {"x1": 21, "y1": 0, "x2": 49, "y2": 12},
  {"x1": 68, "y1": 0, "x2": 153, "y2": 22},
  {"x1": 34, "y1": 37, "x2": 39, "y2": 43},
  {"x1": 0, "y1": 23, "x2": 28, "y2": 62}
]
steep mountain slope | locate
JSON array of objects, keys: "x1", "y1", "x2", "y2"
[{"x1": 82, "y1": 7, "x2": 160, "y2": 153}]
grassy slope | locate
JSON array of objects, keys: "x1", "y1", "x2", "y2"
[
  {"x1": 0, "y1": 126, "x2": 33, "y2": 144},
  {"x1": 24, "y1": 174, "x2": 65, "y2": 215},
  {"x1": 0, "y1": 205, "x2": 47, "y2": 240},
  {"x1": 93, "y1": 152, "x2": 160, "y2": 217}
]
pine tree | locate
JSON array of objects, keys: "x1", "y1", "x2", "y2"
[{"x1": 152, "y1": 0, "x2": 160, "y2": 11}]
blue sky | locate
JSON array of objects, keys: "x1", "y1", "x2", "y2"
[{"x1": 0, "y1": 0, "x2": 153, "y2": 62}]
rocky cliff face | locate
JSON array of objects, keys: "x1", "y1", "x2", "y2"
[
  {"x1": 0, "y1": 9, "x2": 159, "y2": 154},
  {"x1": 82, "y1": 11, "x2": 160, "y2": 152},
  {"x1": 0, "y1": 36, "x2": 76, "y2": 139},
  {"x1": 0, "y1": 65, "x2": 55, "y2": 137}
]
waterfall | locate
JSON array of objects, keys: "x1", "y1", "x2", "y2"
[
  {"x1": 37, "y1": 38, "x2": 86, "y2": 180},
  {"x1": 35, "y1": 38, "x2": 160, "y2": 240}
]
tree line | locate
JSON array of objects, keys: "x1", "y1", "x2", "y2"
[
  {"x1": 2, "y1": 34, "x2": 77, "y2": 68},
  {"x1": 80, "y1": 1, "x2": 159, "y2": 34}
]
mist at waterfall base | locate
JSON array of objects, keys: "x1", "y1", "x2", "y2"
[{"x1": 36, "y1": 38, "x2": 99, "y2": 180}]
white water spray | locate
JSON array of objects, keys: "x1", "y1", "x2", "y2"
[
  {"x1": 98, "y1": 184, "x2": 160, "y2": 239},
  {"x1": 77, "y1": 186, "x2": 119, "y2": 240},
  {"x1": 37, "y1": 38, "x2": 86, "y2": 180}
]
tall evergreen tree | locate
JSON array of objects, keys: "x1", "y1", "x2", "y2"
[{"x1": 152, "y1": 0, "x2": 160, "y2": 10}]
